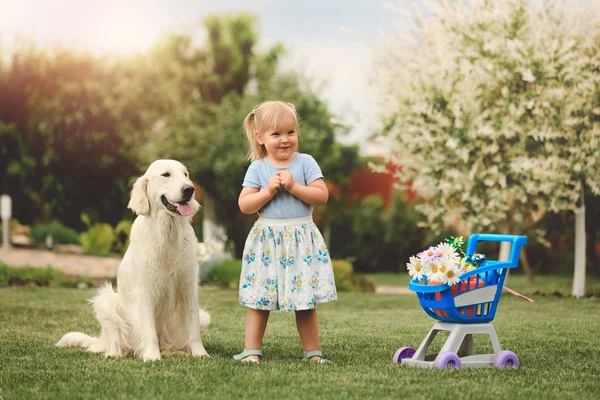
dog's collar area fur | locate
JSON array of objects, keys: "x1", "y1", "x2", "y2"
[{"x1": 161, "y1": 195, "x2": 189, "y2": 215}]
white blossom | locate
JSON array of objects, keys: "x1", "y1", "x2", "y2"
[{"x1": 374, "y1": 0, "x2": 600, "y2": 237}]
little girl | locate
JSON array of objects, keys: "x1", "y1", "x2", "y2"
[{"x1": 234, "y1": 100, "x2": 337, "y2": 363}]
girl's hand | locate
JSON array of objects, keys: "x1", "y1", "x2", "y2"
[
  {"x1": 279, "y1": 171, "x2": 295, "y2": 191},
  {"x1": 267, "y1": 173, "x2": 281, "y2": 196}
]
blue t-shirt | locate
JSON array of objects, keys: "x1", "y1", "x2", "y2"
[{"x1": 242, "y1": 153, "x2": 324, "y2": 219}]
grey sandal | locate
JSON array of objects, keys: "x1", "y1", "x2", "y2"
[
  {"x1": 303, "y1": 350, "x2": 332, "y2": 364},
  {"x1": 233, "y1": 349, "x2": 262, "y2": 363}
]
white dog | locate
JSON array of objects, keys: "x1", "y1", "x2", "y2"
[{"x1": 57, "y1": 159, "x2": 210, "y2": 361}]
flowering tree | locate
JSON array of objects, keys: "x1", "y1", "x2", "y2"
[{"x1": 375, "y1": 0, "x2": 600, "y2": 296}]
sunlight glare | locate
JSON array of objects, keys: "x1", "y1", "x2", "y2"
[{"x1": 0, "y1": 0, "x2": 166, "y2": 54}]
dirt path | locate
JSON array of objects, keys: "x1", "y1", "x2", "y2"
[{"x1": 374, "y1": 285, "x2": 412, "y2": 295}]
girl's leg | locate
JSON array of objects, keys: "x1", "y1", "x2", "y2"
[
  {"x1": 295, "y1": 309, "x2": 322, "y2": 361},
  {"x1": 243, "y1": 308, "x2": 270, "y2": 361}
]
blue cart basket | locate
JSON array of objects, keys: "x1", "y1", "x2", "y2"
[{"x1": 393, "y1": 234, "x2": 527, "y2": 369}]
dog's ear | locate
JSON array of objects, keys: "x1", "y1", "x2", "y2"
[{"x1": 128, "y1": 176, "x2": 150, "y2": 215}]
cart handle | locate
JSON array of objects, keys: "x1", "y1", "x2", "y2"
[{"x1": 466, "y1": 234, "x2": 527, "y2": 268}]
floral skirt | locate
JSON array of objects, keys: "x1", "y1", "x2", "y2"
[{"x1": 239, "y1": 216, "x2": 337, "y2": 311}]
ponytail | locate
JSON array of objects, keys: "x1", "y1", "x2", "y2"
[{"x1": 243, "y1": 108, "x2": 267, "y2": 161}]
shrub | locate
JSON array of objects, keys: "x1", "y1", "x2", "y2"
[
  {"x1": 0, "y1": 262, "x2": 8, "y2": 286},
  {"x1": 0, "y1": 262, "x2": 96, "y2": 288},
  {"x1": 77, "y1": 215, "x2": 133, "y2": 256},
  {"x1": 332, "y1": 259, "x2": 375, "y2": 292},
  {"x1": 208, "y1": 259, "x2": 242, "y2": 288},
  {"x1": 31, "y1": 220, "x2": 80, "y2": 247},
  {"x1": 7, "y1": 265, "x2": 58, "y2": 286},
  {"x1": 331, "y1": 259, "x2": 354, "y2": 292},
  {"x1": 80, "y1": 223, "x2": 116, "y2": 256},
  {"x1": 80, "y1": 213, "x2": 117, "y2": 256},
  {"x1": 351, "y1": 274, "x2": 377, "y2": 292},
  {"x1": 113, "y1": 219, "x2": 133, "y2": 254},
  {"x1": 348, "y1": 192, "x2": 439, "y2": 273}
]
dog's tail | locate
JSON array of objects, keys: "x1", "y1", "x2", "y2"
[
  {"x1": 56, "y1": 282, "x2": 119, "y2": 352},
  {"x1": 199, "y1": 308, "x2": 211, "y2": 333},
  {"x1": 56, "y1": 332, "x2": 97, "y2": 348}
]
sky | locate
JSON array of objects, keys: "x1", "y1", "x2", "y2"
[{"x1": 0, "y1": 0, "x2": 410, "y2": 152}]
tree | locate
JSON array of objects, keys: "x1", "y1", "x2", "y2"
[
  {"x1": 0, "y1": 14, "x2": 361, "y2": 249},
  {"x1": 0, "y1": 46, "x2": 143, "y2": 229},
  {"x1": 375, "y1": 0, "x2": 600, "y2": 293},
  {"x1": 0, "y1": 122, "x2": 35, "y2": 201},
  {"x1": 139, "y1": 14, "x2": 360, "y2": 255}
]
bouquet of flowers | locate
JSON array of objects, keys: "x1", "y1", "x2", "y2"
[{"x1": 406, "y1": 236, "x2": 486, "y2": 286}]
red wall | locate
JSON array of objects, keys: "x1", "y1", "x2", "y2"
[{"x1": 347, "y1": 160, "x2": 414, "y2": 206}]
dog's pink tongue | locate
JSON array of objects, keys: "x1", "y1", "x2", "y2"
[{"x1": 175, "y1": 202, "x2": 193, "y2": 216}]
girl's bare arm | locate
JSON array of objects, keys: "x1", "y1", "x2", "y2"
[
  {"x1": 238, "y1": 187, "x2": 275, "y2": 214},
  {"x1": 286, "y1": 178, "x2": 329, "y2": 206}
]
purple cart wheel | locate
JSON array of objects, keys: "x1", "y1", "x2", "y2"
[
  {"x1": 434, "y1": 352, "x2": 461, "y2": 369},
  {"x1": 392, "y1": 347, "x2": 416, "y2": 364},
  {"x1": 493, "y1": 351, "x2": 519, "y2": 368}
]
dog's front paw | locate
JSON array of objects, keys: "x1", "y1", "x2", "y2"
[
  {"x1": 141, "y1": 348, "x2": 161, "y2": 362},
  {"x1": 190, "y1": 343, "x2": 209, "y2": 357}
]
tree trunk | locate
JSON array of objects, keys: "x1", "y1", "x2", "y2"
[
  {"x1": 499, "y1": 242, "x2": 511, "y2": 262},
  {"x1": 499, "y1": 204, "x2": 535, "y2": 285},
  {"x1": 572, "y1": 186, "x2": 587, "y2": 298},
  {"x1": 519, "y1": 247, "x2": 535, "y2": 285},
  {"x1": 499, "y1": 219, "x2": 511, "y2": 285}
]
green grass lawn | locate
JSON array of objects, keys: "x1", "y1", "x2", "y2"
[{"x1": 1, "y1": 286, "x2": 599, "y2": 399}]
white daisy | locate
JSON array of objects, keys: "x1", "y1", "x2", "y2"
[
  {"x1": 444, "y1": 264, "x2": 462, "y2": 286},
  {"x1": 406, "y1": 256, "x2": 424, "y2": 280},
  {"x1": 438, "y1": 257, "x2": 456, "y2": 275},
  {"x1": 436, "y1": 242, "x2": 459, "y2": 260},
  {"x1": 421, "y1": 261, "x2": 431, "y2": 276},
  {"x1": 437, "y1": 268, "x2": 449, "y2": 284},
  {"x1": 426, "y1": 260, "x2": 444, "y2": 282}
]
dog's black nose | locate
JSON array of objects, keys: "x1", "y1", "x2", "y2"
[{"x1": 182, "y1": 185, "x2": 194, "y2": 200}]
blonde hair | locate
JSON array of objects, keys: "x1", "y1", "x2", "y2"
[{"x1": 243, "y1": 101, "x2": 299, "y2": 161}]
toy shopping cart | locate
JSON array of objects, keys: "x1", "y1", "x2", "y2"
[{"x1": 393, "y1": 234, "x2": 527, "y2": 368}]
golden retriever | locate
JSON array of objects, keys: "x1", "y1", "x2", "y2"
[{"x1": 57, "y1": 160, "x2": 210, "y2": 361}]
